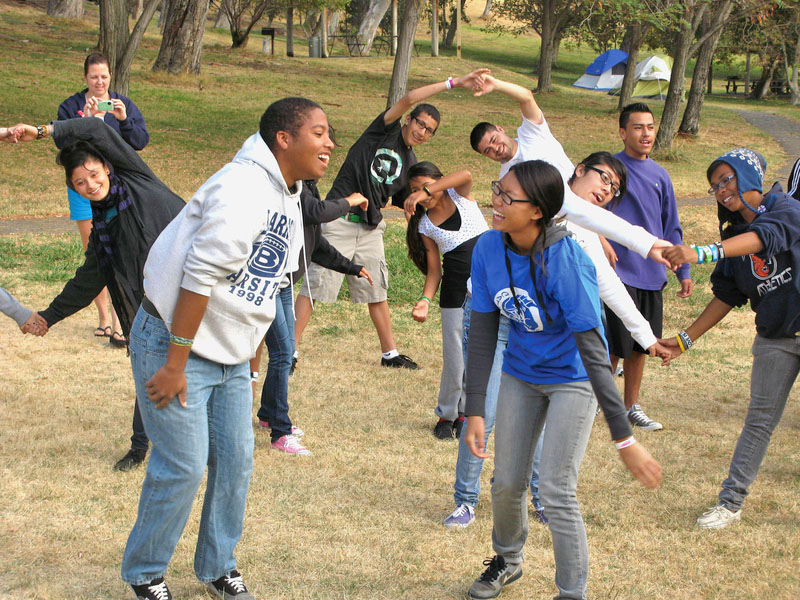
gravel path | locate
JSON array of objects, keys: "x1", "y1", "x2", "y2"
[{"x1": 3, "y1": 108, "x2": 797, "y2": 235}]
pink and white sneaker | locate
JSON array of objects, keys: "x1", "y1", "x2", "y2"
[
  {"x1": 271, "y1": 434, "x2": 312, "y2": 456},
  {"x1": 258, "y1": 420, "x2": 304, "y2": 437}
]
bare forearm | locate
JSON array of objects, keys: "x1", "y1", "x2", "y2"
[
  {"x1": 722, "y1": 232, "x2": 763, "y2": 258},
  {"x1": 685, "y1": 297, "x2": 733, "y2": 342},
  {"x1": 165, "y1": 288, "x2": 210, "y2": 371}
]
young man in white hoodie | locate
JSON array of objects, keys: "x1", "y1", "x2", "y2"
[{"x1": 121, "y1": 97, "x2": 334, "y2": 600}]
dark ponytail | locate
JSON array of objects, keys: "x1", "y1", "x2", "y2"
[{"x1": 405, "y1": 161, "x2": 445, "y2": 275}]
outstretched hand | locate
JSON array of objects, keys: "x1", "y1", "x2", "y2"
[
  {"x1": 663, "y1": 244, "x2": 698, "y2": 270},
  {"x1": 472, "y1": 73, "x2": 499, "y2": 97},
  {"x1": 456, "y1": 68, "x2": 491, "y2": 93},
  {"x1": 647, "y1": 239, "x2": 675, "y2": 269},
  {"x1": 20, "y1": 312, "x2": 48, "y2": 336},
  {"x1": 618, "y1": 442, "x2": 662, "y2": 489},
  {"x1": 7, "y1": 124, "x2": 38, "y2": 143},
  {"x1": 656, "y1": 336, "x2": 683, "y2": 365}
]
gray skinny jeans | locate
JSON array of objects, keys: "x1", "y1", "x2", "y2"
[
  {"x1": 491, "y1": 372, "x2": 596, "y2": 600},
  {"x1": 719, "y1": 334, "x2": 800, "y2": 511}
]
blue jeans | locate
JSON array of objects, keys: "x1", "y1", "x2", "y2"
[
  {"x1": 492, "y1": 373, "x2": 596, "y2": 600},
  {"x1": 453, "y1": 295, "x2": 543, "y2": 509},
  {"x1": 257, "y1": 285, "x2": 294, "y2": 441},
  {"x1": 719, "y1": 334, "x2": 800, "y2": 511},
  {"x1": 121, "y1": 307, "x2": 254, "y2": 585}
]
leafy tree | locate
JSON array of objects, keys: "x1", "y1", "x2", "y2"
[{"x1": 488, "y1": 0, "x2": 586, "y2": 92}]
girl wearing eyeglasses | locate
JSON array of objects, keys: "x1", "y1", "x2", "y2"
[
  {"x1": 405, "y1": 162, "x2": 488, "y2": 439},
  {"x1": 660, "y1": 148, "x2": 800, "y2": 530},
  {"x1": 462, "y1": 160, "x2": 662, "y2": 600}
]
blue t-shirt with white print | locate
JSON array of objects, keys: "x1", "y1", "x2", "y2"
[{"x1": 470, "y1": 230, "x2": 604, "y2": 384}]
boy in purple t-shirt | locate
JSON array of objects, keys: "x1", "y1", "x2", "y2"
[{"x1": 604, "y1": 103, "x2": 693, "y2": 431}]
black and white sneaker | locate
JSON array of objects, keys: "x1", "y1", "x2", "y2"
[
  {"x1": 130, "y1": 577, "x2": 172, "y2": 600},
  {"x1": 206, "y1": 570, "x2": 255, "y2": 599},
  {"x1": 380, "y1": 354, "x2": 420, "y2": 369},
  {"x1": 627, "y1": 403, "x2": 663, "y2": 431},
  {"x1": 468, "y1": 555, "x2": 522, "y2": 599}
]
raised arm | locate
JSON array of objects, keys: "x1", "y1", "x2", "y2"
[
  {"x1": 404, "y1": 170, "x2": 473, "y2": 216},
  {"x1": 663, "y1": 232, "x2": 764, "y2": 268},
  {"x1": 473, "y1": 74, "x2": 542, "y2": 124},
  {"x1": 383, "y1": 68, "x2": 490, "y2": 125}
]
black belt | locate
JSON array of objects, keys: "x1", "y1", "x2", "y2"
[{"x1": 141, "y1": 296, "x2": 162, "y2": 320}]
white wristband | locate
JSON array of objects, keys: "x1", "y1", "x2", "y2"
[{"x1": 615, "y1": 437, "x2": 636, "y2": 450}]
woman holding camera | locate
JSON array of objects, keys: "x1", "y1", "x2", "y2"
[{"x1": 57, "y1": 52, "x2": 150, "y2": 348}]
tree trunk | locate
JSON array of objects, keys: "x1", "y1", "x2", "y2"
[
  {"x1": 444, "y1": 1, "x2": 464, "y2": 48},
  {"x1": 327, "y1": 9, "x2": 341, "y2": 36},
  {"x1": 99, "y1": 0, "x2": 129, "y2": 76},
  {"x1": 751, "y1": 58, "x2": 777, "y2": 100},
  {"x1": 231, "y1": 29, "x2": 249, "y2": 48},
  {"x1": 358, "y1": 0, "x2": 392, "y2": 55},
  {"x1": 129, "y1": 0, "x2": 143, "y2": 19},
  {"x1": 481, "y1": 0, "x2": 491, "y2": 18},
  {"x1": 286, "y1": 6, "x2": 294, "y2": 57},
  {"x1": 152, "y1": 0, "x2": 210, "y2": 75},
  {"x1": 214, "y1": 9, "x2": 229, "y2": 28},
  {"x1": 536, "y1": 9, "x2": 557, "y2": 92},
  {"x1": 617, "y1": 23, "x2": 649, "y2": 111},
  {"x1": 48, "y1": 0, "x2": 84, "y2": 18},
  {"x1": 387, "y1": 0, "x2": 421, "y2": 107},
  {"x1": 114, "y1": 0, "x2": 160, "y2": 94},
  {"x1": 679, "y1": 12, "x2": 725, "y2": 135}
]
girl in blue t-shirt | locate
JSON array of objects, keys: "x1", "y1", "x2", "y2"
[
  {"x1": 405, "y1": 161, "x2": 488, "y2": 439},
  {"x1": 462, "y1": 160, "x2": 662, "y2": 600}
]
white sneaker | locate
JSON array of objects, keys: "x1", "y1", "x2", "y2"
[
  {"x1": 697, "y1": 504, "x2": 741, "y2": 529},
  {"x1": 271, "y1": 434, "x2": 312, "y2": 456},
  {"x1": 627, "y1": 404, "x2": 663, "y2": 431}
]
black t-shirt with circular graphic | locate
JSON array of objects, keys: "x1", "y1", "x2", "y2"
[{"x1": 326, "y1": 110, "x2": 416, "y2": 228}]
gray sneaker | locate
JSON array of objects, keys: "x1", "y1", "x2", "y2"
[
  {"x1": 468, "y1": 555, "x2": 522, "y2": 599},
  {"x1": 627, "y1": 404, "x2": 663, "y2": 431}
]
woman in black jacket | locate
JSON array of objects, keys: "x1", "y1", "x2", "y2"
[{"x1": 12, "y1": 117, "x2": 184, "y2": 472}]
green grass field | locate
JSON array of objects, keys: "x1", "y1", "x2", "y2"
[{"x1": 1, "y1": 2, "x2": 798, "y2": 599}]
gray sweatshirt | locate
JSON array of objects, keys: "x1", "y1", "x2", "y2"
[
  {"x1": 144, "y1": 132, "x2": 303, "y2": 365},
  {"x1": 1, "y1": 287, "x2": 32, "y2": 327}
]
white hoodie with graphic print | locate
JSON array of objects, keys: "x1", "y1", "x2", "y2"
[{"x1": 143, "y1": 132, "x2": 303, "y2": 365}]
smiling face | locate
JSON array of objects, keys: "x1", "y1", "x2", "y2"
[
  {"x1": 84, "y1": 62, "x2": 111, "y2": 100},
  {"x1": 476, "y1": 126, "x2": 516, "y2": 163},
  {"x1": 409, "y1": 175, "x2": 442, "y2": 210},
  {"x1": 402, "y1": 111, "x2": 439, "y2": 148},
  {"x1": 282, "y1": 107, "x2": 334, "y2": 182},
  {"x1": 69, "y1": 158, "x2": 110, "y2": 202},
  {"x1": 619, "y1": 111, "x2": 655, "y2": 159},
  {"x1": 571, "y1": 163, "x2": 621, "y2": 207},
  {"x1": 708, "y1": 162, "x2": 744, "y2": 212},
  {"x1": 490, "y1": 171, "x2": 542, "y2": 243}
]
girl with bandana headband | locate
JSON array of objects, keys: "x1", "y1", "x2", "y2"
[{"x1": 660, "y1": 148, "x2": 800, "y2": 529}]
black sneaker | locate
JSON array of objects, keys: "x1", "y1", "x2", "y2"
[
  {"x1": 468, "y1": 555, "x2": 522, "y2": 599},
  {"x1": 453, "y1": 416, "x2": 466, "y2": 439},
  {"x1": 114, "y1": 448, "x2": 148, "y2": 472},
  {"x1": 130, "y1": 577, "x2": 172, "y2": 600},
  {"x1": 206, "y1": 570, "x2": 255, "y2": 599},
  {"x1": 380, "y1": 354, "x2": 420, "y2": 369},
  {"x1": 434, "y1": 419, "x2": 455, "y2": 440}
]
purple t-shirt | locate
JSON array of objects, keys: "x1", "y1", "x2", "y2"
[{"x1": 608, "y1": 152, "x2": 689, "y2": 290}]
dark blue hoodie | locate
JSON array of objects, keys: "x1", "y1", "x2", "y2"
[{"x1": 711, "y1": 182, "x2": 800, "y2": 338}]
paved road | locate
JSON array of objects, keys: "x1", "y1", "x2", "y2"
[{"x1": 3, "y1": 108, "x2": 797, "y2": 235}]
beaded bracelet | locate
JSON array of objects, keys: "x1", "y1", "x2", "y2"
[{"x1": 169, "y1": 333, "x2": 194, "y2": 347}]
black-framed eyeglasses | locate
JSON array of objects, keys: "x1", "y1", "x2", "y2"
[
  {"x1": 491, "y1": 180, "x2": 530, "y2": 205},
  {"x1": 585, "y1": 165, "x2": 621, "y2": 198},
  {"x1": 412, "y1": 116, "x2": 436, "y2": 137},
  {"x1": 708, "y1": 173, "x2": 736, "y2": 196}
]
